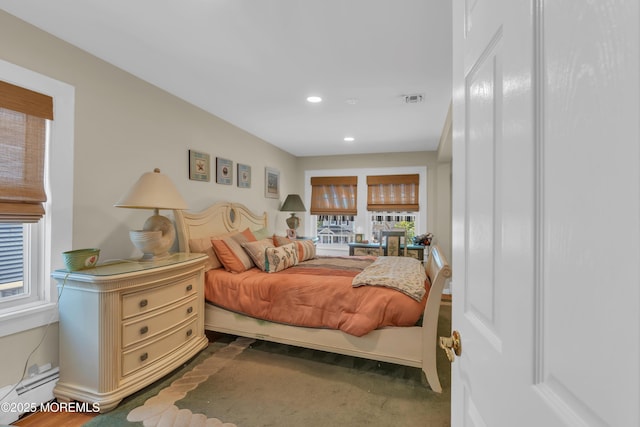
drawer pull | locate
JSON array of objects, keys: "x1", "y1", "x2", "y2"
[
  {"x1": 186, "y1": 329, "x2": 193, "y2": 337},
  {"x1": 186, "y1": 284, "x2": 193, "y2": 292},
  {"x1": 187, "y1": 306, "x2": 193, "y2": 314},
  {"x1": 140, "y1": 326, "x2": 149, "y2": 335},
  {"x1": 140, "y1": 352, "x2": 148, "y2": 362},
  {"x1": 139, "y1": 299, "x2": 148, "y2": 308}
]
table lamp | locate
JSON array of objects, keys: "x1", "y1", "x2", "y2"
[
  {"x1": 280, "y1": 194, "x2": 306, "y2": 231},
  {"x1": 115, "y1": 168, "x2": 188, "y2": 261}
]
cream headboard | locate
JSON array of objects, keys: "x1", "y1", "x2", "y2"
[{"x1": 175, "y1": 201, "x2": 268, "y2": 254}]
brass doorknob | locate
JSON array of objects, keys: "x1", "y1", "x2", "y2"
[{"x1": 439, "y1": 330, "x2": 462, "y2": 362}]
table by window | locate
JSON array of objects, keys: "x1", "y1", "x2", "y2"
[{"x1": 348, "y1": 243, "x2": 428, "y2": 261}]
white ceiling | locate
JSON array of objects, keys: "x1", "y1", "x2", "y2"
[{"x1": 0, "y1": 1, "x2": 452, "y2": 157}]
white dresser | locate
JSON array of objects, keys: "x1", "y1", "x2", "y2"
[{"x1": 51, "y1": 253, "x2": 208, "y2": 412}]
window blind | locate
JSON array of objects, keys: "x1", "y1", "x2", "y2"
[
  {"x1": 0, "y1": 223, "x2": 23, "y2": 288},
  {"x1": 310, "y1": 176, "x2": 357, "y2": 215},
  {"x1": 367, "y1": 174, "x2": 419, "y2": 212},
  {"x1": 0, "y1": 80, "x2": 53, "y2": 222}
]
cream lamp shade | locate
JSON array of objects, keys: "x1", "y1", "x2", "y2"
[
  {"x1": 280, "y1": 194, "x2": 306, "y2": 231},
  {"x1": 115, "y1": 168, "x2": 188, "y2": 261}
]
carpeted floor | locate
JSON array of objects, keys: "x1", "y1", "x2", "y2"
[{"x1": 86, "y1": 303, "x2": 451, "y2": 427}]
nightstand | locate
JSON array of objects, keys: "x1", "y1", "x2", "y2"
[{"x1": 51, "y1": 253, "x2": 208, "y2": 412}]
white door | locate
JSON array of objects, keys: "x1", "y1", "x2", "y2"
[{"x1": 450, "y1": 0, "x2": 639, "y2": 426}]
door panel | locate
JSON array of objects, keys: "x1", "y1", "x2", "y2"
[
  {"x1": 465, "y1": 32, "x2": 502, "y2": 350},
  {"x1": 451, "y1": 0, "x2": 639, "y2": 426},
  {"x1": 534, "y1": 1, "x2": 640, "y2": 425}
]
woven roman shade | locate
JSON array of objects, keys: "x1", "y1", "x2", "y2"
[
  {"x1": 310, "y1": 176, "x2": 357, "y2": 215},
  {"x1": 367, "y1": 174, "x2": 419, "y2": 212},
  {"x1": 0, "y1": 80, "x2": 53, "y2": 223}
]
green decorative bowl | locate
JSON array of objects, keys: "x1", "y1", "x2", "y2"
[{"x1": 62, "y1": 248, "x2": 100, "y2": 271}]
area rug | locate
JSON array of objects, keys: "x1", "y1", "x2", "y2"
[{"x1": 86, "y1": 303, "x2": 451, "y2": 427}]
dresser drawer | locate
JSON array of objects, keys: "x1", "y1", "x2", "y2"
[
  {"x1": 121, "y1": 318, "x2": 198, "y2": 377},
  {"x1": 122, "y1": 277, "x2": 197, "y2": 319},
  {"x1": 122, "y1": 294, "x2": 198, "y2": 348}
]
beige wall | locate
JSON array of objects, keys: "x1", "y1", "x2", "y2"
[
  {"x1": 0, "y1": 10, "x2": 452, "y2": 389},
  {"x1": 0, "y1": 11, "x2": 297, "y2": 388},
  {"x1": 435, "y1": 103, "x2": 453, "y2": 263}
]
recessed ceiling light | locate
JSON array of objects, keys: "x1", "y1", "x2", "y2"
[
  {"x1": 344, "y1": 137, "x2": 355, "y2": 142},
  {"x1": 306, "y1": 96, "x2": 322, "y2": 103}
]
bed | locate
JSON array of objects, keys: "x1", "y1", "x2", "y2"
[{"x1": 174, "y1": 201, "x2": 451, "y2": 392}]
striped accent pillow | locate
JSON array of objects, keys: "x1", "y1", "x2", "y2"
[{"x1": 296, "y1": 239, "x2": 316, "y2": 261}]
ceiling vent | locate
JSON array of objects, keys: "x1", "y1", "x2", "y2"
[{"x1": 403, "y1": 94, "x2": 424, "y2": 104}]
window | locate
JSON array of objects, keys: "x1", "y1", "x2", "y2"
[
  {"x1": 0, "y1": 223, "x2": 24, "y2": 297},
  {"x1": 367, "y1": 174, "x2": 420, "y2": 243},
  {"x1": 367, "y1": 174, "x2": 419, "y2": 212},
  {"x1": 310, "y1": 176, "x2": 358, "y2": 246},
  {"x1": 0, "y1": 80, "x2": 51, "y2": 313},
  {"x1": 0, "y1": 59, "x2": 74, "y2": 337},
  {"x1": 305, "y1": 168, "x2": 426, "y2": 252},
  {"x1": 370, "y1": 212, "x2": 417, "y2": 244},
  {"x1": 310, "y1": 176, "x2": 357, "y2": 215},
  {"x1": 316, "y1": 215, "x2": 356, "y2": 245}
]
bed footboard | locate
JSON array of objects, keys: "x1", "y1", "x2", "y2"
[
  {"x1": 204, "y1": 304, "x2": 424, "y2": 367},
  {"x1": 420, "y1": 244, "x2": 452, "y2": 392}
]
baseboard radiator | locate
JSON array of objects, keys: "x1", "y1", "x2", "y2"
[{"x1": 0, "y1": 366, "x2": 59, "y2": 425}]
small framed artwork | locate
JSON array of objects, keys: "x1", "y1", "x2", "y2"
[
  {"x1": 286, "y1": 228, "x2": 297, "y2": 239},
  {"x1": 216, "y1": 157, "x2": 233, "y2": 185},
  {"x1": 355, "y1": 233, "x2": 364, "y2": 243},
  {"x1": 265, "y1": 167, "x2": 280, "y2": 199},
  {"x1": 237, "y1": 163, "x2": 251, "y2": 188},
  {"x1": 188, "y1": 150, "x2": 210, "y2": 182}
]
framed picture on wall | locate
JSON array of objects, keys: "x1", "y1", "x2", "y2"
[
  {"x1": 216, "y1": 157, "x2": 233, "y2": 185},
  {"x1": 265, "y1": 167, "x2": 280, "y2": 199},
  {"x1": 237, "y1": 163, "x2": 251, "y2": 188},
  {"x1": 188, "y1": 150, "x2": 210, "y2": 182}
]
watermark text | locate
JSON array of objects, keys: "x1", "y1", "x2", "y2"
[{"x1": 1, "y1": 401, "x2": 100, "y2": 414}]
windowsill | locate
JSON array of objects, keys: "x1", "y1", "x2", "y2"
[
  {"x1": 315, "y1": 245, "x2": 349, "y2": 256},
  {"x1": 0, "y1": 301, "x2": 58, "y2": 338}
]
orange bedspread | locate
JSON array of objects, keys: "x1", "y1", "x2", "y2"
[{"x1": 204, "y1": 256, "x2": 429, "y2": 337}]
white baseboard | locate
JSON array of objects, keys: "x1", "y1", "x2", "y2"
[{"x1": 0, "y1": 367, "x2": 59, "y2": 425}]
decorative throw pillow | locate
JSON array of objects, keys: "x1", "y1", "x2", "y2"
[
  {"x1": 211, "y1": 234, "x2": 255, "y2": 273},
  {"x1": 189, "y1": 237, "x2": 223, "y2": 270},
  {"x1": 264, "y1": 242, "x2": 298, "y2": 273},
  {"x1": 237, "y1": 227, "x2": 258, "y2": 243},
  {"x1": 242, "y1": 239, "x2": 275, "y2": 271},
  {"x1": 295, "y1": 239, "x2": 316, "y2": 262},
  {"x1": 272, "y1": 234, "x2": 293, "y2": 247}
]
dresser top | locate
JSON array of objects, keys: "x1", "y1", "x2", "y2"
[{"x1": 52, "y1": 252, "x2": 206, "y2": 278}]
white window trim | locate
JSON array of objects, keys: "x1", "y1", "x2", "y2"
[
  {"x1": 303, "y1": 166, "x2": 428, "y2": 246},
  {"x1": 0, "y1": 59, "x2": 74, "y2": 337}
]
